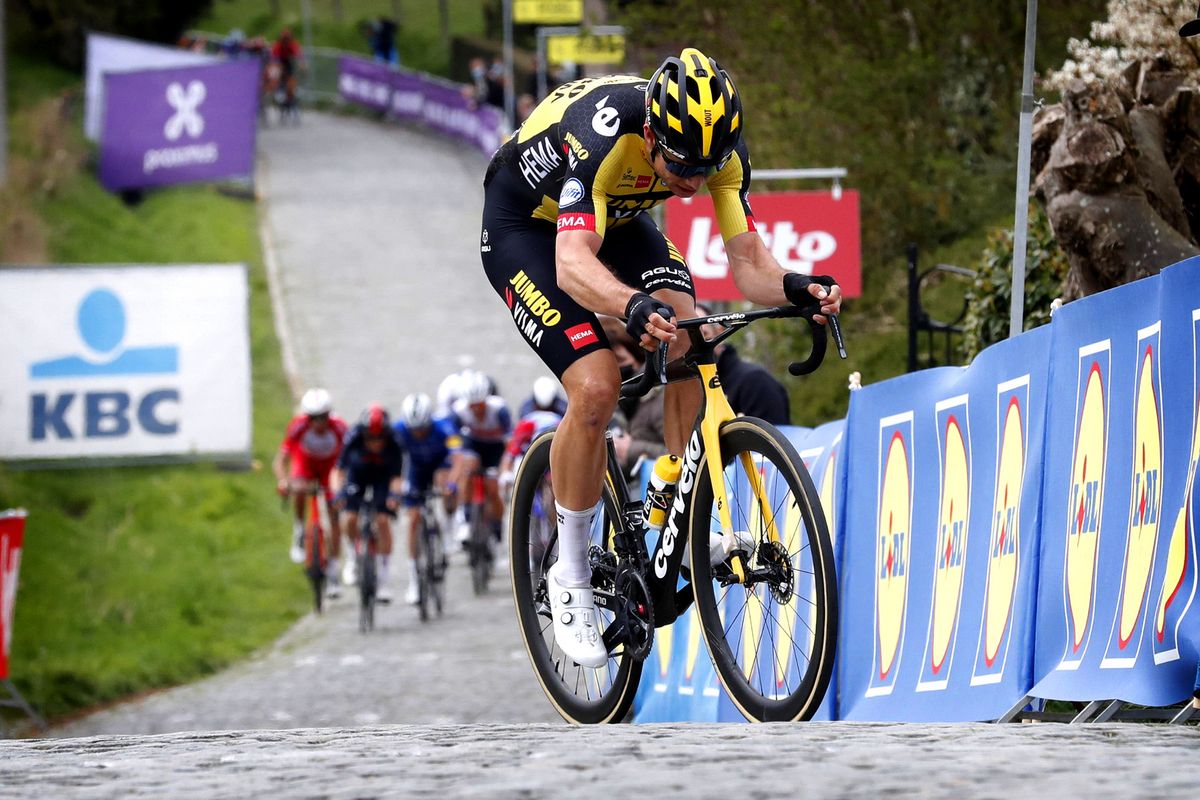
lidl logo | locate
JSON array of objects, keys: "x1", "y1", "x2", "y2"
[
  {"x1": 1103, "y1": 326, "x2": 1163, "y2": 667},
  {"x1": 28, "y1": 288, "x2": 180, "y2": 441},
  {"x1": 918, "y1": 398, "x2": 970, "y2": 691},
  {"x1": 868, "y1": 412, "x2": 913, "y2": 697},
  {"x1": 1061, "y1": 342, "x2": 1110, "y2": 669},
  {"x1": 1153, "y1": 309, "x2": 1200, "y2": 664},
  {"x1": 972, "y1": 377, "x2": 1029, "y2": 686}
]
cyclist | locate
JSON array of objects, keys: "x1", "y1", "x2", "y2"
[
  {"x1": 332, "y1": 404, "x2": 404, "y2": 604},
  {"x1": 517, "y1": 375, "x2": 568, "y2": 418},
  {"x1": 479, "y1": 48, "x2": 843, "y2": 666},
  {"x1": 499, "y1": 382, "x2": 564, "y2": 496},
  {"x1": 449, "y1": 372, "x2": 512, "y2": 546},
  {"x1": 394, "y1": 393, "x2": 463, "y2": 605},
  {"x1": 274, "y1": 388, "x2": 348, "y2": 594},
  {"x1": 270, "y1": 28, "x2": 304, "y2": 116}
]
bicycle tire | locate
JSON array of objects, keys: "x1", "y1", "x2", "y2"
[
  {"x1": 470, "y1": 504, "x2": 490, "y2": 596},
  {"x1": 509, "y1": 430, "x2": 642, "y2": 725},
  {"x1": 359, "y1": 538, "x2": 377, "y2": 633},
  {"x1": 427, "y1": 519, "x2": 445, "y2": 617},
  {"x1": 688, "y1": 418, "x2": 838, "y2": 722},
  {"x1": 305, "y1": 519, "x2": 324, "y2": 614},
  {"x1": 415, "y1": 515, "x2": 430, "y2": 623}
]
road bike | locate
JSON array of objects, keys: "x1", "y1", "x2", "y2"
[
  {"x1": 509, "y1": 304, "x2": 844, "y2": 724},
  {"x1": 415, "y1": 490, "x2": 448, "y2": 621},
  {"x1": 294, "y1": 481, "x2": 334, "y2": 613}
]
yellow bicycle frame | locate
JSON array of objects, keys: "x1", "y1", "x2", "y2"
[{"x1": 696, "y1": 363, "x2": 784, "y2": 583}]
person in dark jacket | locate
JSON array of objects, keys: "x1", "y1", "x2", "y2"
[{"x1": 696, "y1": 303, "x2": 791, "y2": 425}]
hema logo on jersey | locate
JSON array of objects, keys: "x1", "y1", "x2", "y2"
[
  {"x1": 1059, "y1": 341, "x2": 1111, "y2": 670},
  {"x1": 971, "y1": 376, "x2": 1029, "y2": 686},
  {"x1": 1152, "y1": 308, "x2": 1200, "y2": 664},
  {"x1": 917, "y1": 397, "x2": 971, "y2": 692},
  {"x1": 867, "y1": 412, "x2": 913, "y2": 698},
  {"x1": 1102, "y1": 325, "x2": 1163, "y2": 668}
]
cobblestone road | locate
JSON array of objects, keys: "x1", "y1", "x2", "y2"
[{"x1": 7, "y1": 722, "x2": 1198, "y2": 798}]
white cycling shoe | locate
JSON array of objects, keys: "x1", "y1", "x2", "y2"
[
  {"x1": 546, "y1": 562, "x2": 607, "y2": 668},
  {"x1": 341, "y1": 558, "x2": 357, "y2": 587},
  {"x1": 289, "y1": 529, "x2": 305, "y2": 564}
]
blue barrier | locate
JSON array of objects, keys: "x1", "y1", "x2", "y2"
[{"x1": 630, "y1": 255, "x2": 1200, "y2": 722}]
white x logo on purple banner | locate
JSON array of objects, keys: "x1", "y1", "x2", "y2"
[{"x1": 163, "y1": 80, "x2": 206, "y2": 141}]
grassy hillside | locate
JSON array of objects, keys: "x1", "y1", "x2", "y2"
[{"x1": 0, "y1": 58, "x2": 306, "y2": 722}]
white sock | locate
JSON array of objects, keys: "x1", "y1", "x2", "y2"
[
  {"x1": 455, "y1": 506, "x2": 466, "y2": 524},
  {"x1": 292, "y1": 520, "x2": 304, "y2": 540},
  {"x1": 554, "y1": 502, "x2": 597, "y2": 587},
  {"x1": 408, "y1": 558, "x2": 419, "y2": 583},
  {"x1": 378, "y1": 554, "x2": 391, "y2": 585},
  {"x1": 328, "y1": 557, "x2": 340, "y2": 577}
]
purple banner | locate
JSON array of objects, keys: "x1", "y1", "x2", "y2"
[
  {"x1": 99, "y1": 60, "x2": 259, "y2": 192},
  {"x1": 338, "y1": 56, "x2": 503, "y2": 156}
]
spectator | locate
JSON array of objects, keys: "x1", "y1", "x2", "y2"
[
  {"x1": 696, "y1": 302, "x2": 792, "y2": 425},
  {"x1": 467, "y1": 57, "x2": 489, "y2": 108},
  {"x1": 486, "y1": 57, "x2": 506, "y2": 108},
  {"x1": 367, "y1": 17, "x2": 399, "y2": 66},
  {"x1": 517, "y1": 93, "x2": 536, "y2": 124},
  {"x1": 598, "y1": 315, "x2": 666, "y2": 475}
]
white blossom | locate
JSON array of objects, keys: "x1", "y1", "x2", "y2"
[{"x1": 1043, "y1": 0, "x2": 1199, "y2": 92}]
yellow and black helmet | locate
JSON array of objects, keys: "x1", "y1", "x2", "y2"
[{"x1": 646, "y1": 47, "x2": 742, "y2": 168}]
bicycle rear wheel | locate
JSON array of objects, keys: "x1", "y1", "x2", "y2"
[
  {"x1": 688, "y1": 418, "x2": 837, "y2": 722},
  {"x1": 415, "y1": 515, "x2": 430, "y2": 623},
  {"x1": 469, "y1": 504, "x2": 492, "y2": 595},
  {"x1": 509, "y1": 431, "x2": 642, "y2": 725}
]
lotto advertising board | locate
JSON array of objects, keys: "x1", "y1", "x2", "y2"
[
  {"x1": 664, "y1": 191, "x2": 861, "y2": 301},
  {"x1": 633, "y1": 421, "x2": 848, "y2": 723},
  {"x1": 837, "y1": 325, "x2": 1049, "y2": 721},
  {"x1": 99, "y1": 60, "x2": 259, "y2": 192},
  {"x1": 0, "y1": 266, "x2": 251, "y2": 464},
  {"x1": 1030, "y1": 260, "x2": 1200, "y2": 707},
  {"x1": 338, "y1": 57, "x2": 504, "y2": 156},
  {"x1": 0, "y1": 510, "x2": 26, "y2": 681}
]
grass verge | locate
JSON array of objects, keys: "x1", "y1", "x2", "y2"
[{"x1": 0, "y1": 59, "x2": 306, "y2": 723}]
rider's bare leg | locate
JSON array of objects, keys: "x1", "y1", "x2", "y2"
[{"x1": 550, "y1": 349, "x2": 619, "y2": 584}]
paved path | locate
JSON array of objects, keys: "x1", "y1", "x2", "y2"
[
  {"x1": 53, "y1": 113, "x2": 557, "y2": 737},
  {"x1": 259, "y1": 111, "x2": 547, "y2": 411},
  {"x1": 7, "y1": 722, "x2": 1198, "y2": 798}
]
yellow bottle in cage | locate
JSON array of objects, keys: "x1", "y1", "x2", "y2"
[{"x1": 642, "y1": 454, "x2": 682, "y2": 532}]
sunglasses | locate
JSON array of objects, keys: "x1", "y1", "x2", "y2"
[
  {"x1": 654, "y1": 143, "x2": 728, "y2": 178},
  {"x1": 307, "y1": 413, "x2": 330, "y2": 422}
]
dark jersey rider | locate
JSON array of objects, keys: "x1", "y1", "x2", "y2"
[{"x1": 480, "y1": 48, "x2": 843, "y2": 666}]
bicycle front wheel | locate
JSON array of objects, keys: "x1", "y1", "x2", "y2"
[
  {"x1": 688, "y1": 418, "x2": 838, "y2": 722},
  {"x1": 509, "y1": 431, "x2": 642, "y2": 724}
]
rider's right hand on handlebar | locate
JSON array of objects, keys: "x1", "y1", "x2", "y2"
[{"x1": 625, "y1": 292, "x2": 677, "y2": 351}]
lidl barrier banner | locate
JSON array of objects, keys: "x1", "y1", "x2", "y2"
[
  {"x1": 0, "y1": 510, "x2": 27, "y2": 681},
  {"x1": 85, "y1": 32, "x2": 217, "y2": 142},
  {"x1": 1031, "y1": 259, "x2": 1200, "y2": 706},
  {"x1": 0, "y1": 265, "x2": 251, "y2": 464},
  {"x1": 665, "y1": 191, "x2": 862, "y2": 301},
  {"x1": 338, "y1": 57, "x2": 504, "y2": 156},
  {"x1": 837, "y1": 325, "x2": 1049, "y2": 721},
  {"x1": 99, "y1": 60, "x2": 259, "y2": 192},
  {"x1": 628, "y1": 257, "x2": 1200, "y2": 721},
  {"x1": 633, "y1": 421, "x2": 847, "y2": 722}
]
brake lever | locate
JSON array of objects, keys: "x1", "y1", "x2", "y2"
[{"x1": 828, "y1": 313, "x2": 848, "y2": 359}]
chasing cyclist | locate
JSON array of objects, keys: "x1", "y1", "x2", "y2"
[
  {"x1": 393, "y1": 393, "x2": 463, "y2": 605},
  {"x1": 332, "y1": 404, "x2": 404, "y2": 604},
  {"x1": 479, "y1": 48, "x2": 842, "y2": 666},
  {"x1": 274, "y1": 388, "x2": 348, "y2": 594},
  {"x1": 449, "y1": 372, "x2": 513, "y2": 548}
]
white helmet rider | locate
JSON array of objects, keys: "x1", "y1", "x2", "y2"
[
  {"x1": 399, "y1": 392, "x2": 434, "y2": 428},
  {"x1": 300, "y1": 387, "x2": 332, "y2": 416},
  {"x1": 532, "y1": 376, "x2": 559, "y2": 410}
]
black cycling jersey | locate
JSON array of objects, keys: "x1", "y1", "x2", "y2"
[{"x1": 337, "y1": 424, "x2": 403, "y2": 476}]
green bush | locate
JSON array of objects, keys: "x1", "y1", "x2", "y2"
[{"x1": 962, "y1": 202, "x2": 1070, "y2": 360}]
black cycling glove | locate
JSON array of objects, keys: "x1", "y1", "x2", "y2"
[
  {"x1": 624, "y1": 292, "x2": 675, "y2": 340},
  {"x1": 783, "y1": 273, "x2": 837, "y2": 311}
]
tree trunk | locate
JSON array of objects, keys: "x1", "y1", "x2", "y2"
[{"x1": 1032, "y1": 59, "x2": 1200, "y2": 301}]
